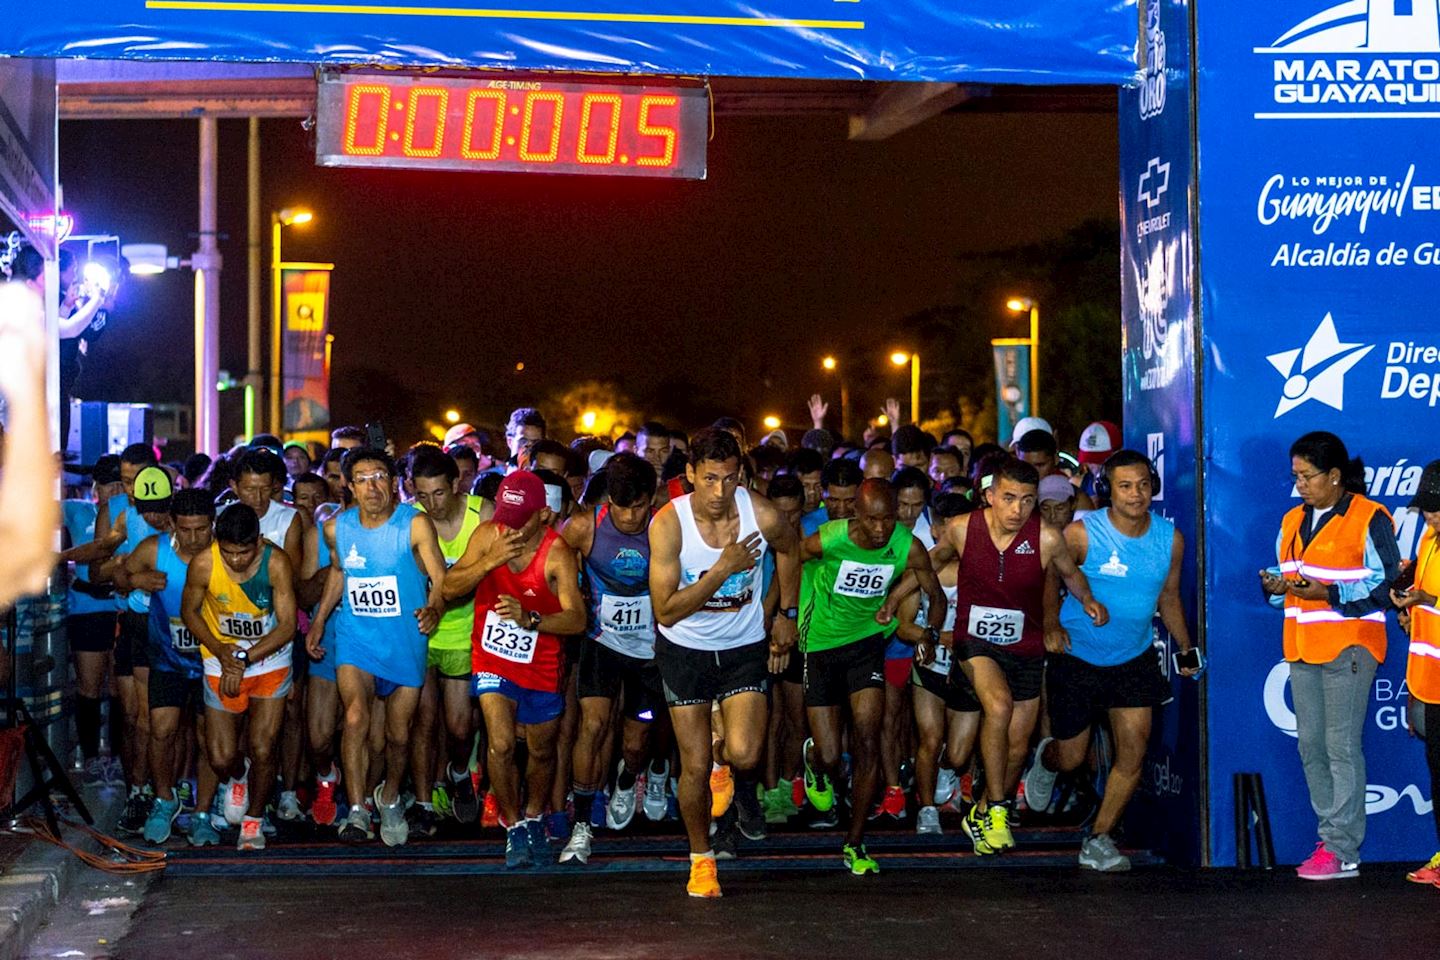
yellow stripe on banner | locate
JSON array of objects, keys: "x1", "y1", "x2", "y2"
[{"x1": 145, "y1": 0, "x2": 864, "y2": 29}]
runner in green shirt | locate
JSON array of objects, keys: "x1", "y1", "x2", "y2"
[{"x1": 796, "y1": 478, "x2": 946, "y2": 875}]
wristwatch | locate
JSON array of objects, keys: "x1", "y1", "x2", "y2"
[
  {"x1": 234, "y1": 648, "x2": 250, "y2": 666},
  {"x1": 781, "y1": 607, "x2": 798, "y2": 621},
  {"x1": 526, "y1": 610, "x2": 543, "y2": 631},
  {"x1": 924, "y1": 627, "x2": 940, "y2": 646}
]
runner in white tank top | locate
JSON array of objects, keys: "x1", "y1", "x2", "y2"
[{"x1": 648, "y1": 428, "x2": 799, "y2": 899}]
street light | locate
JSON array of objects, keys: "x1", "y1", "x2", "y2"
[
  {"x1": 890, "y1": 351, "x2": 921, "y2": 425},
  {"x1": 763, "y1": 415, "x2": 782, "y2": 431},
  {"x1": 444, "y1": 409, "x2": 461, "y2": 425},
  {"x1": 821, "y1": 355, "x2": 850, "y2": 439},
  {"x1": 580, "y1": 410, "x2": 598, "y2": 431},
  {"x1": 1006, "y1": 297, "x2": 1041, "y2": 417},
  {"x1": 270, "y1": 206, "x2": 314, "y2": 435}
]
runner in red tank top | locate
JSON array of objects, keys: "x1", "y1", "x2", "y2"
[
  {"x1": 441, "y1": 470, "x2": 587, "y2": 869},
  {"x1": 930, "y1": 456, "x2": 1106, "y2": 856}
]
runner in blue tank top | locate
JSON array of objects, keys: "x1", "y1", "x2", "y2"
[
  {"x1": 120, "y1": 490, "x2": 216, "y2": 845},
  {"x1": 1021, "y1": 450, "x2": 1199, "y2": 874},
  {"x1": 558, "y1": 453, "x2": 663, "y2": 864},
  {"x1": 305, "y1": 447, "x2": 447, "y2": 847}
]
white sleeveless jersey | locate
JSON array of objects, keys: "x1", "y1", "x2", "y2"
[
  {"x1": 257, "y1": 501, "x2": 298, "y2": 550},
  {"x1": 659, "y1": 488, "x2": 769, "y2": 651}
]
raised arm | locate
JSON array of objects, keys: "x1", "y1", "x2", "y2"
[{"x1": 443, "y1": 522, "x2": 524, "y2": 601}]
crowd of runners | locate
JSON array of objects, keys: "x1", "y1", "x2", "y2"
[{"x1": 55, "y1": 405, "x2": 1206, "y2": 897}]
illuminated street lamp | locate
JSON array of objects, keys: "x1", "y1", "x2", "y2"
[
  {"x1": 890, "y1": 351, "x2": 921, "y2": 425},
  {"x1": 821, "y1": 355, "x2": 850, "y2": 439},
  {"x1": 581, "y1": 410, "x2": 598, "y2": 431},
  {"x1": 270, "y1": 206, "x2": 314, "y2": 434},
  {"x1": 444, "y1": 409, "x2": 461, "y2": 425},
  {"x1": 763, "y1": 415, "x2": 782, "y2": 431},
  {"x1": 1006, "y1": 297, "x2": 1041, "y2": 417}
]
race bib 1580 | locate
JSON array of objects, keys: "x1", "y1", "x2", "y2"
[{"x1": 218, "y1": 610, "x2": 274, "y2": 640}]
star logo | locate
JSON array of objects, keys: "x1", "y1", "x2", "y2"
[
  {"x1": 1137, "y1": 157, "x2": 1170, "y2": 209},
  {"x1": 1266, "y1": 313, "x2": 1374, "y2": 418}
]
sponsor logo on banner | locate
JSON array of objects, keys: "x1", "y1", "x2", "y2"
[
  {"x1": 1137, "y1": 156, "x2": 1173, "y2": 239},
  {"x1": 1134, "y1": 241, "x2": 1184, "y2": 391},
  {"x1": 1256, "y1": 164, "x2": 1440, "y2": 267},
  {"x1": 1267, "y1": 313, "x2": 1375, "y2": 416},
  {"x1": 1255, "y1": 0, "x2": 1440, "y2": 119},
  {"x1": 1139, "y1": 0, "x2": 1167, "y2": 120}
]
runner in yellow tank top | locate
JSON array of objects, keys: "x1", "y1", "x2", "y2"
[
  {"x1": 182, "y1": 503, "x2": 296, "y2": 852},
  {"x1": 410, "y1": 449, "x2": 494, "y2": 830}
]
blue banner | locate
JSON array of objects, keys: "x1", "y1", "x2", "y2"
[
  {"x1": 1196, "y1": 0, "x2": 1438, "y2": 866},
  {"x1": 991, "y1": 339, "x2": 1031, "y2": 446},
  {"x1": 1119, "y1": 0, "x2": 1202, "y2": 865},
  {"x1": 1, "y1": 0, "x2": 1138, "y2": 84}
]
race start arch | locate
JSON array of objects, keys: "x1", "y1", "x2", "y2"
[{"x1": 4, "y1": 0, "x2": 1437, "y2": 866}]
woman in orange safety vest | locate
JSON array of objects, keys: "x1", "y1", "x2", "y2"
[
  {"x1": 1259, "y1": 432, "x2": 1401, "y2": 882},
  {"x1": 1391, "y1": 459, "x2": 1440, "y2": 889}
]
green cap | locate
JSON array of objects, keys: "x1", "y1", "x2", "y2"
[{"x1": 133, "y1": 466, "x2": 174, "y2": 509}]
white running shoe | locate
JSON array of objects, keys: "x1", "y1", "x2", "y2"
[
  {"x1": 916, "y1": 805, "x2": 942, "y2": 836},
  {"x1": 1079, "y1": 833, "x2": 1132, "y2": 872},
  {"x1": 1022, "y1": 738, "x2": 1058, "y2": 815},
  {"x1": 222, "y1": 764, "x2": 250, "y2": 826},
  {"x1": 643, "y1": 759, "x2": 670, "y2": 822},
  {"x1": 559, "y1": 821, "x2": 594, "y2": 864},
  {"x1": 935, "y1": 767, "x2": 960, "y2": 808},
  {"x1": 237, "y1": 816, "x2": 266, "y2": 851},
  {"x1": 374, "y1": 783, "x2": 409, "y2": 847},
  {"x1": 275, "y1": 790, "x2": 303, "y2": 822},
  {"x1": 607, "y1": 761, "x2": 638, "y2": 830}
]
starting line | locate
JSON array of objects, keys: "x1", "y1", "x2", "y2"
[{"x1": 157, "y1": 826, "x2": 1159, "y2": 877}]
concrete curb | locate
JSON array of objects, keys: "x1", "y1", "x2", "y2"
[{"x1": 0, "y1": 786, "x2": 126, "y2": 960}]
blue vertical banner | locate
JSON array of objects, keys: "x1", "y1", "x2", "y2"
[
  {"x1": 991, "y1": 339, "x2": 1032, "y2": 445},
  {"x1": 1196, "y1": 0, "x2": 1437, "y2": 866},
  {"x1": 1119, "y1": 0, "x2": 1202, "y2": 864}
]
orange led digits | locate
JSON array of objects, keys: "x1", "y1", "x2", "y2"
[
  {"x1": 342, "y1": 84, "x2": 391, "y2": 157},
  {"x1": 402, "y1": 87, "x2": 449, "y2": 158},
  {"x1": 577, "y1": 93, "x2": 623, "y2": 165},
  {"x1": 635, "y1": 95, "x2": 678, "y2": 168},
  {"x1": 461, "y1": 89, "x2": 506, "y2": 160},
  {"x1": 518, "y1": 92, "x2": 564, "y2": 163}
]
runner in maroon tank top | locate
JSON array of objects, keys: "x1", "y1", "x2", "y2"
[{"x1": 929, "y1": 456, "x2": 1106, "y2": 855}]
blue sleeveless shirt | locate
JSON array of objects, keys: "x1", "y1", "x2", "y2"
[
  {"x1": 146, "y1": 536, "x2": 203, "y2": 678},
  {"x1": 1060, "y1": 510, "x2": 1175, "y2": 666},
  {"x1": 333, "y1": 504, "x2": 429, "y2": 688},
  {"x1": 584, "y1": 506, "x2": 654, "y2": 660}
]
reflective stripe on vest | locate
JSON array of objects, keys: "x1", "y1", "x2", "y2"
[
  {"x1": 1278, "y1": 496, "x2": 1390, "y2": 666},
  {"x1": 1406, "y1": 529, "x2": 1440, "y2": 703}
]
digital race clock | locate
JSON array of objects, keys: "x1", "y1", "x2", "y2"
[{"x1": 315, "y1": 72, "x2": 708, "y2": 180}]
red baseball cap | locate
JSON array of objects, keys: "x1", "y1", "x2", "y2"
[
  {"x1": 1077, "y1": 421, "x2": 1121, "y2": 465},
  {"x1": 492, "y1": 470, "x2": 547, "y2": 529}
]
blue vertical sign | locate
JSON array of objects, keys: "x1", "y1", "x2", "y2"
[
  {"x1": 1196, "y1": 0, "x2": 1437, "y2": 866},
  {"x1": 1119, "y1": 0, "x2": 1203, "y2": 864},
  {"x1": 992, "y1": 339, "x2": 1031, "y2": 446}
]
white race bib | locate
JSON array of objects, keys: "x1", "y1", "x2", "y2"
[
  {"x1": 833, "y1": 560, "x2": 892, "y2": 599},
  {"x1": 348, "y1": 575, "x2": 401, "y2": 618},
  {"x1": 599, "y1": 594, "x2": 654, "y2": 639},
  {"x1": 924, "y1": 642, "x2": 952, "y2": 676},
  {"x1": 967, "y1": 604, "x2": 1024, "y2": 645},
  {"x1": 168, "y1": 618, "x2": 199, "y2": 653},
  {"x1": 218, "y1": 610, "x2": 274, "y2": 641},
  {"x1": 480, "y1": 609, "x2": 539, "y2": 664}
]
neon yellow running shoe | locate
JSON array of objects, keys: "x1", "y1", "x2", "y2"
[
  {"x1": 802, "y1": 738, "x2": 835, "y2": 812},
  {"x1": 843, "y1": 843, "x2": 879, "y2": 876},
  {"x1": 432, "y1": 782, "x2": 452, "y2": 820},
  {"x1": 962, "y1": 804, "x2": 997, "y2": 855},
  {"x1": 982, "y1": 803, "x2": 1015, "y2": 851}
]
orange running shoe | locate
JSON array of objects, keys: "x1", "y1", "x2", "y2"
[
  {"x1": 481, "y1": 792, "x2": 501, "y2": 829},
  {"x1": 1406, "y1": 852, "x2": 1440, "y2": 886},
  {"x1": 687, "y1": 855, "x2": 722, "y2": 898},
  {"x1": 710, "y1": 765, "x2": 735, "y2": 819}
]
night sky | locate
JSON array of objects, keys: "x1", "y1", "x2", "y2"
[{"x1": 58, "y1": 105, "x2": 1116, "y2": 444}]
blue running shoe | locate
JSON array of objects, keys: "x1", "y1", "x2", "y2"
[
  {"x1": 505, "y1": 824, "x2": 533, "y2": 869},
  {"x1": 143, "y1": 796, "x2": 181, "y2": 844},
  {"x1": 188, "y1": 811, "x2": 221, "y2": 847}
]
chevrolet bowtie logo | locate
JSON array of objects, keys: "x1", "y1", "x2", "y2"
[{"x1": 1137, "y1": 157, "x2": 1170, "y2": 210}]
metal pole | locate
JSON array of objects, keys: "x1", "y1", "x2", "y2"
[
  {"x1": 270, "y1": 216, "x2": 282, "y2": 435},
  {"x1": 193, "y1": 118, "x2": 221, "y2": 456},
  {"x1": 1029, "y1": 305, "x2": 1040, "y2": 417},
  {"x1": 910, "y1": 353, "x2": 921, "y2": 426},
  {"x1": 246, "y1": 117, "x2": 261, "y2": 441}
]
